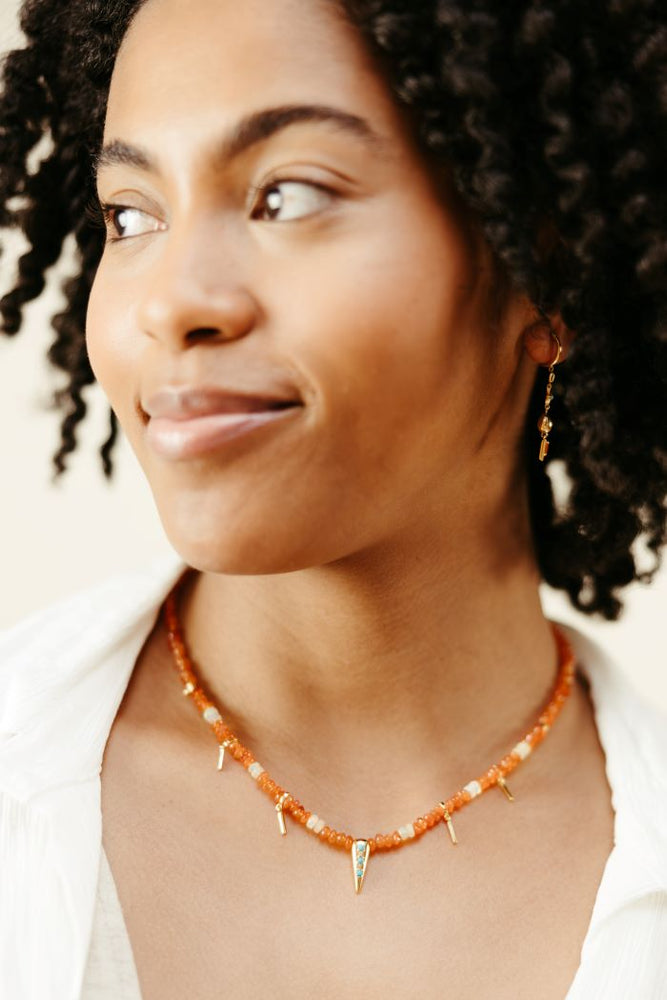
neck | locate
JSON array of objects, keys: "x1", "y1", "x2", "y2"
[{"x1": 172, "y1": 482, "x2": 563, "y2": 827}]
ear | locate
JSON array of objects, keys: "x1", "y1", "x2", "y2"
[{"x1": 522, "y1": 307, "x2": 575, "y2": 367}]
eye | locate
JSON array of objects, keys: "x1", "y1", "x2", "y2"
[
  {"x1": 250, "y1": 180, "x2": 336, "y2": 222},
  {"x1": 98, "y1": 202, "x2": 164, "y2": 242}
]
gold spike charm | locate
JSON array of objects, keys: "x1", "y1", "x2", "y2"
[
  {"x1": 217, "y1": 738, "x2": 233, "y2": 772},
  {"x1": 439, "y1": 803, "x2": 458, "y2": 845},
  {"x1": 497, "y1": 775, "x2": 515, "y2": 802},
  {"x1": 182, "y1": 681, "x2": 195, "y2": 696},
  {"x1": 275, "y1": 793, "x2": 290, "y2": 836},
  {"x1": 351, "y1": 839, "x2": 370, "y2": 894}
]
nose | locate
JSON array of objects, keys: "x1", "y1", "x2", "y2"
[{"x1": 135, "y1": 227, "x2": 260, "y2": 350}]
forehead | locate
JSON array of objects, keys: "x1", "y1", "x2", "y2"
[{"x1": 106, "y1": 0, "x2": 400, "y2": 144}]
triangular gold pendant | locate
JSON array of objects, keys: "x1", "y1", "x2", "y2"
[{"x1": 351, "y1": 839, "x2": 370, "y2": 894}]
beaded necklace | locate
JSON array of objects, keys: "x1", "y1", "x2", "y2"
[{"x1": 163, "y1": 571, "x2": 576, "y2": 894}]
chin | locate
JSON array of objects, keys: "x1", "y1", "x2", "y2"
[
  {"x1": 160, "y1": 519, "x2": 330, "y2": 577},
  {"x1": 149, "y1": 478, "x2": 365, "y2": 576}
]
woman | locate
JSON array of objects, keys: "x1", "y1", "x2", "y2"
[{"x1": 1, "y1": 0, "x2": 666, "y2": 997}]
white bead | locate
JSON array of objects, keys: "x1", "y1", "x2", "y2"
[
  {"x1": 248, "y1": 762, "x2": 265, "y2": 779},
  {"x1": 463, "y1": 780, "x2": 482, "y2": 799},
  {"x1": 313, "y1": 818, "x2": 326, "y2": 834},
  {"x1": 513, "y1": 740, "x2": 532, "y2": 760},
  {"x1": 306, "y1": 814, "x2": 319, "y2": 831},
  {"x1": 398, "y1": 823, "x2": 415, "y2": 840},
  {"x1": 203, "y1": 706, "x2": 222, "y2": 723}
]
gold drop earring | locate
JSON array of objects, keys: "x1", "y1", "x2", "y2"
[{"x1": 537, "y1": 330, "x2": 562, "y2": 462}]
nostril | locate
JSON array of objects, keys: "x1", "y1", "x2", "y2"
[
  {"x1": 185, "y1": 327, "x2": 223, "y2": 343},
  {"x1": 266, "y1": 399, "x2": 301, "y2": 410}
]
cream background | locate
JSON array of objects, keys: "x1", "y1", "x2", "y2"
[{"x1": 1, "y1": 3, "x2": 665, "y2": 711}]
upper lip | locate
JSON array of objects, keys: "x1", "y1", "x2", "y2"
[{"x1": 142, "y1": 384, "x2": 303, "y2": 420}]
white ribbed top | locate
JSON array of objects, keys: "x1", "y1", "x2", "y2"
[{"x1": 80, "y1": 847, "x2": 143, "y2": 1000}]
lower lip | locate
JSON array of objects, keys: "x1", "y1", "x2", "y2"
[{"x1": 146, "y1": 406, "x2": 301, "y2": 460}]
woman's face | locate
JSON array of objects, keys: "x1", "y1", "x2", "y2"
[{"x1": 87, "y1": 0, "x2": 532, "y2": 574}]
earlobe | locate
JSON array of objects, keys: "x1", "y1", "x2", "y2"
[{"x1": 522, "y1": 308, "x2": 574, "y2": 367}]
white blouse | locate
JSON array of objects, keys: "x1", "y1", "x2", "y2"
[{"x1": 1, "y1": 552, "x2": 666, "y2": 1000}]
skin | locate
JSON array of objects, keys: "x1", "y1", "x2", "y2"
[{"x1": 86, "y1": 0, "x2": 613, "y2": 996}]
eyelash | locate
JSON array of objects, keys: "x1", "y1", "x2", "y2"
[
  {"x1": 84, "y1": 178, "x2": 337, "y2": 243},
  {"x1": 84, "y1": 197, "x2": 146, "y2": 243}
]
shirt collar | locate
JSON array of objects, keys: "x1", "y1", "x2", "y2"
[
  {"x1": 0, "y1": 551, "x2": 188, "y2": 802},
  {"x1": 557, "y1": 622, "x2": 667, "y2": 931}
]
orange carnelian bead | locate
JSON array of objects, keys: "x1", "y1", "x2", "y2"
[
  {"x1": 328, "y1": 830, "x2": 338, "y2": 845},
  {"x1": 345, "y1": 835, "x2": 354, "y2": 851},
  {"x1": 392, "y1": 832, "x2": 402, "y2": 846},
  {"x1": 335, "y1": 832, "x2": 346, "y2": 847},
  {"x1": 319, "y1": 826, "x2": 331, "y2": 840}
]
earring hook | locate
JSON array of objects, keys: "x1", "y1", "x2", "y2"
[{"x1": 549, "y1": 331, "x2": 563, "y2": 368}]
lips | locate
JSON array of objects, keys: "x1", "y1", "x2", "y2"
[
  {"x1": 142, "y1": 384, "x2": 302, "y2": 420},
  {"x1": 141, "y1": 383, "x2": 303, "y2": 460}
]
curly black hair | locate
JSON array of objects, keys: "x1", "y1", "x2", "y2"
[{"x1": 1, "y1": 0, "x2": 665, "y2": 620}]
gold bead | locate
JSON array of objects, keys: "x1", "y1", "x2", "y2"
[{"x1": 538, "y1": 415, "x2": 553, "y2": 434}]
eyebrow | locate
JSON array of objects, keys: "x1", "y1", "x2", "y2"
[{"x1": 92, "y1": 103, "x2": 387, "y2": 181}]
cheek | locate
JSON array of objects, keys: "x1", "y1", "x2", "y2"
[
  {"x1": 273, "y1": 206, "x2": 487, "y2": 466},
  {"x1": 86, "y1": 269, "x2": 141, "y2": 426}
]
